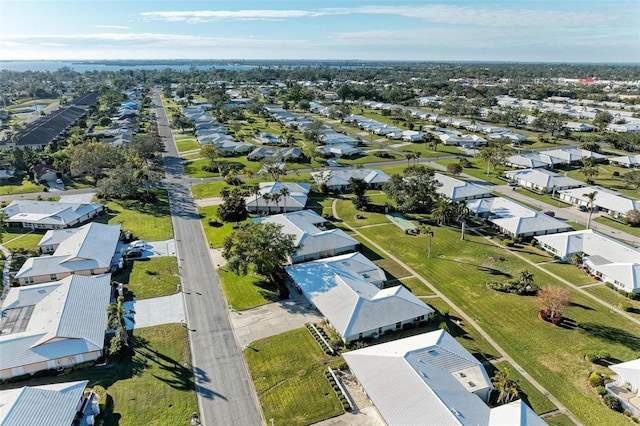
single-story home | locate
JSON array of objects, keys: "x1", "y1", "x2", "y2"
[
  {"x1": 401, "y1": 130, "x2": 424, "y2": 142},
  {"x1": 15, "y1": 222, "x2": 122, "y2": 285},
  {"x1": 2, "y1": 200, "x2": 105, "y2": 230},
  {"x1": 467, "y1": 197, "x2": 572, "y2": 238},
  {"x1": 538, "y1": 148, "x2": 606, "y2": 165},
  {"x1": 252, "y1": 132, "x2": 281, "y2": 145},
  {"x1": 286, "y1": 252, "x2": 434, "y2": 342},
  {"x1": 505, "y1": 153, "x2": 564, "y2": 169},
  {"x1": 535, "y1": 230, "x2": 640, "y2": 294},
  {"x1": 564, "y1": 122, "x2": 596, "y2": 132},
  {"x1": 311, "y1": 168, "x2": 391, "y2": 192},
  {"x1": 610, "y1": 358, "x2": 640, "y2": 396},
  {"x1": 609, "y1": 155, "x2": 640, "y2": 169},
  {"x1": 316, "y1": 144, "x2": 362, "y2": 158},
  {"x1": 439, "y1": 134, "x2": 487, "y2": 147},
  {"x1": 31, "y1": 163, "x2": 58, "y2": 183},
  {"x1": 254, "y1": 210, "x2": 359, "y2": 264},
  {"x1": 343, "y1": 330, "x2": 545, "y2": 426},
  {"x1": 505, "y1": 169, "x2": 584, "y2": 193},
  {"x1": 245, "y1": 182, "x2": 311, "y2": 213},
  {"x1": 0, "y1": 381, "x2": 99, "y2": 426},
  {"x1": 0, "y1": 274, "x2": 111, "y2": 380},
  {"x1": 434, "y1": 173, "x2": 493, "y2": 201},
  {"x1": 557, "y1": 186, "x2": 640, "y2": 218}
]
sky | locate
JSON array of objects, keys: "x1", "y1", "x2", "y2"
[{"x1": 1, "y1": 0, "x2": 639, "y2": 63}]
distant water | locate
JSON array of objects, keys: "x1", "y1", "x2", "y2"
[{"x1": 0, "y1": 61, "x2": 258, "y2": 73}]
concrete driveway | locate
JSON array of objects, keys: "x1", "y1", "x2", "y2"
[
  {"x1": 230, "y1": 283, "x2": 323, "y2": 345},
  {"x1": 123, "y1": 293, "x2": 185, "y2": 330}
]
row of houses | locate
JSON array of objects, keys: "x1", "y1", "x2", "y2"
[
  {"x1": 506, "y1": 147, "x2": 606, "y2": 169},
  {"x1": 535, "y1": 229, "x2": 639, "y2": 294}
]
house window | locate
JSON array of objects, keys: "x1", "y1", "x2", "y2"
[
  {"x1": 50, "y1": 274, "x2": 57, "y2": 281},
  {"x1": 24, "y1": 277, "x2": 34, "y2": 284},
  {"x1": 395, "y1": 322, "x2": 401, "y2": 330},
  {"x1": 90, "y1": 269, "x2": 95, "y2": 275}
]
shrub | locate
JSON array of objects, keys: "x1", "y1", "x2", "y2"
[
  {"x1": 589, "y1": 372, "x2": 604, "y2": 388},
  {"x1": 595, "y1": 386, "x2": 607, "y2": 396},
  {"x1": 603, "y1": 395, "x2": 623, "y2": 412},
  {"x1": 619, "y1": 301, "x2": 633, "y2": 311}
]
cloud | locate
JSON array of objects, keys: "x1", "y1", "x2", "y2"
[
  {"x1": 94, "y1": 25, "x2": 131, "y2": 30},
  {"x1": 140, "y1": 4, "x2": 629, "y2": 27}
]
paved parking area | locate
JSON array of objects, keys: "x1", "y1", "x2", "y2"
[{"x1": 123, "y1": 293, "x2": 184, "y2": 330}]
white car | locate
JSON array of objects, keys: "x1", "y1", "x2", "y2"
[
  {"x1": 130, "y1": 240, "x2": 148, "y2": 249},
  {"x1": 56, "y1": 178, "x2": 63, "y2": 184}
]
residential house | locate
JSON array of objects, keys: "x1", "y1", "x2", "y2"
[
  {"x1": 610, "y1": 358, "x2": 640, "y2": 396},
  {"x1": 245, "y1": 182, "x2": 311, "y2": 213},
  {"x1": 0, "y1": 274, "x2": 111, "y2": 380},
  {"x1": 9, "y1": 106, "x2": 86, "y2": 150},
  {"x1": 538, "y1": 148, "x2": 606, "y2": 165},
  {"x1": 564, "y1": 122, "x2": 596, "y2": 132},
  {"x1": 343, "y1": 330, "x2": 545, "y2": 426},
  {"x1": 535, "y1": 230, "x2": 640, "y2": 294},
  {"x1": 610, "y1": 155, "x2": 640, "y2": 169},
  {"x1": 254, "y1": 210, "x2": 358, "y2": 264},
  {"x1": 286, "y1": 252, "x2": 434, "y2": 342},
  {"x1": 505, "y1": 152, "x2": 564, "y2": 169},
  {"x1": 557, "y1": 186, "x2": 640, "y2": 218},
  {"x1": 15, "y1": 222, "x2": 121, "y2": 285},
  {"x1": 401, "y1": 130, "x2": 424, "y2": 142},
  {"x1": 0, "y1": 381, "x2": 100, "y2": 426},
  {"x1": 2, "y1": 200, "x2": 105, "y2": 230},
  {"x1": 434, "y1": 173, "x2": 493, "y2": 202},
  {"x1": 316, "y1": 144, "x2": 362, "y2": 158},
  {"x1": 30, "y1": 163, "x2": 58, "y2": 183},
  {"x1": 311, "y1": 168, "x2": 390, "y2": 191},
  {"x1": 467, "y1": 197, "x2": 572, "y2": 238},
  {"x1": 252, "y1": 132, "x2": 281, "y2": 145},
  {"x1": 505, "y1": 169, "x2": 584, "y2": 193}
]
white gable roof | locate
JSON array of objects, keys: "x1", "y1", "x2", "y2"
[
  {"x1": 535, "y1": 229, "x2": 639, "y2": 263},
  {"x1": 343, "y1": 331, "x2": 495, "y2": 425},
  {"x1": 434, "y1": 173, "x2": 493, "y2": 201},
  {"x1": 558, "y1": 186, "x2": 640, "y2": 215},
  {"x1": 611, "y1": 358, "x2": 640, "y2": 391},
  {"x1": 0, "y1": 275, "x2": 111, "y2": 372},
  {"x1": 505, "y1": 169, "x2": 584, "y2": 190},
  {"x1": 286, "y1": 253, "x2": 433, "y2": 339},
  {"x1": 0, "y1": 380, "x2": 88, "y2": 426},
  {"x1": 245, "y1": 182, "x2": 311, "y2": 210},
  {"x1": 2, "y1": 200, "x2": 103, "y2": 226},
  {"x1": 311, "y1": 168, "x2": 390, "y2": 188}
]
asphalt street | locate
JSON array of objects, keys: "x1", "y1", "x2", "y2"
[{"x1": 153, "y1": 91, "x2": 263, "y2": 426}]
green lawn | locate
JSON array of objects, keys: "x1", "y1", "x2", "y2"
[
  {"x1": 334, "y1": 199, "x2": 391, "y2": 227},
  {"x1": 0, "y1": 176, "x2": 47, "y2": 195},
  {"x1": 398, "y1": 277, "x2": 435, "y2": 296},
  {"x1": 584, "y1": 284, "x2": 640, "y2": 320},
  {"x1": 512, "y1": 188, "x2": 573, "y2": 209},
  {"x1": 113, "y1": 256, "x2": 179, "y2": 300},
  {"x1": 245, "y1": 328, "x2": 344, "y2": 426},
  {"x1": 491, "y1": 360, "x2": 557, "y2": 415},
  {"x1": 438, "y1": 158, "x2": 511, "y2": 185},
  {"x1": 218, "y1": 267, "x2": 278, "y2": 311},
  {"x1": 97, "y1": 189, "x2": 173, "y2": 241},
  {"x1": 539, "y1": 262, "x2": 598, "y2": 286},
  {"x1": 565, "y1": 164, "x2": 639, "y2": 199},
  {"x1": 545, "y1": 414, "x2": 577, "y2": 426},
  {"x1": 198, "y1": 205, "x2": 252, "y2": 249},
  {"x1": 593, "y1": 215, "x2": 640, "y2": 240},
  {"x1": 176, "y1": 138, "x2": 200, "y2": 152},
  {"x1": 191, "y1": 181, "x2": 228, "y2": 199},
  {"x1": 2, "y1": 229, "x2": 45, "y2": 251},
  {"x1": 0, "y1": 324, "x2": 197, "y2": 426},
  {"x1": 353, "y1": 222, "x2": 640, "y2": 425}
]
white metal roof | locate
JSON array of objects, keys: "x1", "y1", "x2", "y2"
[
  {"x1": 285, "y1": 253, "x2": 433, "y2": 339},
  {"x1": 535, "y1": 229, "x2": 640, "y2": 263},
  {"x1": 16, "y1": 222, "x2": 121, "y2": 279},
  {"x1": 2, "y1": 200, "x2": 103, "y2": 226},
  {"x1": 505, "y1": 169, "x2": 584, "y2": 190},
  {"x1": 467, "y1": 197, "x2": 571, "y2": 237},
  {"x1": 311, "y1": 168, "x2": 390, "y2": 188},
  {"x1": 254, "y1": 210, "x2": 358, "y2": 261},
  {"x1": 434, "y1": 173, "x2": 493, "y2": 201},
  {"x1": 343, "y1": 331, "x2": 495, "y2": 426},
  {"x1": 0, "y1": 275, "x2": 111, "y2": 372},
  {"x1": 611, "y1": 358, "x2": 640, "y2": 391},
  {"x1": 558, "y1": 186, "x2": 640, "y2": 215},
  {"x1": 0, "y1": 380, "x2": 88, "y2": 426},
  {"x1": 245, "y1": 182, "x2": 311, "y2": 210}
]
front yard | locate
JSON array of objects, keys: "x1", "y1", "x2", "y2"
[{"x1": 245, "y1": 327, "x2": 345, "y2": 426}]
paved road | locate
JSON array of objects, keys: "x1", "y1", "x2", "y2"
[{"x1": 153, "y1": 92, "x2": 263, "y2": 426}]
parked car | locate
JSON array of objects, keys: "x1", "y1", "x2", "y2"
[
  {"x1": 578, "y1": 205, "x2": 587, "y2": 212},
  {"x1": 130, "y1": 240, "x2": 148, "y2": 249},
  {"x1": 55, "y1": 178, "x2": 63, "y2": 184},
  {"x1": 124, "y1": 250, "x2": 142, "y2": 259},
  {"x1": 543, "y1": 210, "x2": 556, "y2": 217}
]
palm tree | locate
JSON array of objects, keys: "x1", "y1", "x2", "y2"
[
  {"x1": 107, "y1": 296, "x2": 134, "y2": 355},
  {"x1": 405, "y1": 152, "x2": 416, "y2": 166},
  {"x1": 250, "y1": 183, "x2": 261, "y2": 213},
  {"x1": 421, "y1": 226, "x2": 434, "y2": 258},
  {"x1": 262, "y1": 193, "x2": 272, "y2": 214},
  {"x1": 455, "y1": 201, "x2": 471, "y2": 241},
  {"x1": 431, "y1": 199, "x2": 453, "y2": 226},
  {"x1": 519, "y1": 270, "x2": 534, "y2": 288},
  {"x1": 492, "y1": 370, "x2": 520, "y2": 405},
  {"x1": 583, "y1": 190, "x2": 598, "y2": 229},
  {"x1": 278, "y1": 186, "x2": 290, "y2": 212},
  {"x1": 271, "y1": 192, "x2": 282, "y2": 213}
]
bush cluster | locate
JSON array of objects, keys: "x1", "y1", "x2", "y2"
[
  {"x1": 584, "y1": 352, "x2": 611, "y2": 363},
  {"x1": 305, "y1": 323, "x2": 335, "y2": 355},
  {"x1": 324, "y1": 370, "x2": 351, "y2": 411},
  {"x1": 487, "y1": 280, "x2": 539, "y2": 296}
]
